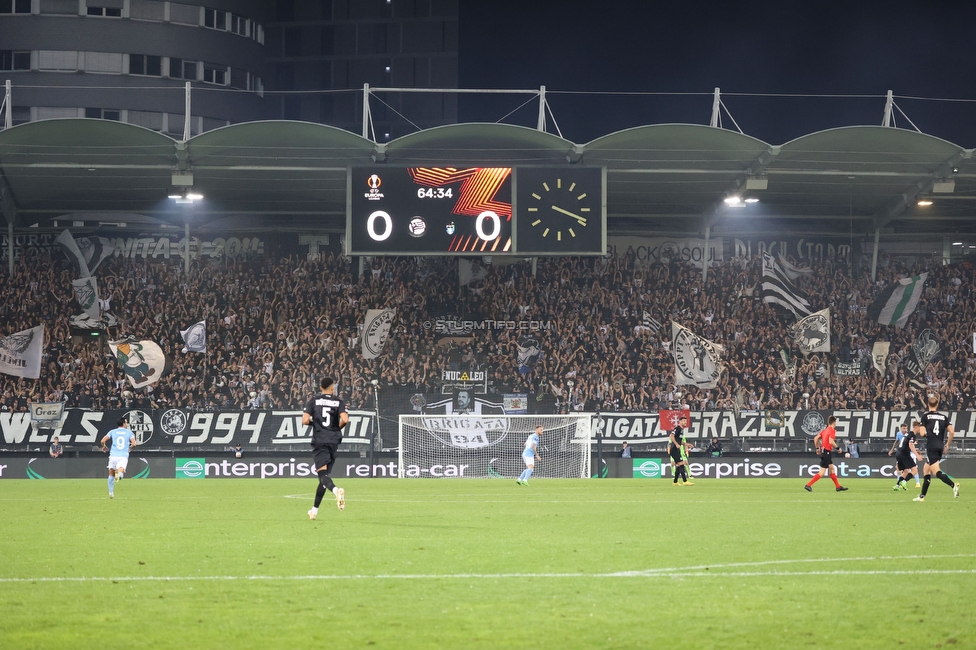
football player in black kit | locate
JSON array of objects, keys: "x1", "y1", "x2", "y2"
[
  {"x1": 668, "y1": 416, "x2": 694, "y2": 485},
  {"x1": 914, "y1": 395, "x2": 959, "y2": 502},
  {"x1": 303, "y1": 377, "x2": 349, "y2": 519}
]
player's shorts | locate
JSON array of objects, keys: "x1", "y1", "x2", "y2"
[
  {"x1": 669, "y1": 446, "x2": 684, "y2": 463},
  {"x1": 312, "y1": 444, "x2": 338, "y2": 473},
  {"x1": 818, "y1": 450, "x2": 833, "y2": 468},
  {"x1": 522, "y1": 452, "x2": 535, "y2": 467},
  {"x1": 925, "y1": 448, "x2": 944, "y2": 465},
  {"x1": 107, "y1": 456, "x2": 129, "y2": 472},
  {"x1": 895, "y1": 454, "x2": 917, "y2": 471}
]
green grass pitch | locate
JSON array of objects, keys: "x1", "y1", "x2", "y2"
[{"x1": 1, "y1": 477, "x2": 973, "y2": 649}]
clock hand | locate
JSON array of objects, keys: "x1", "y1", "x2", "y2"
[{"x1": 551, "y1": 205, "x2": 587, "y2": 225}]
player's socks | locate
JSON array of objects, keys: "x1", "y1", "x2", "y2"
[
  {"x1": 108, "y1": 475, "x2": 115, "y2": 494},
  {"x1": 936, "y1": 471, "x2": 955, "y2": 488},
  {"x1": 524, "y1": 468, "x2": 533, "y2": 482},
  {"x1": 806, "y1": 474, "x2": 822, "y2": 488},
  {"x1": 313, "y1": 483, "x2": 326, "y2": 509},
  {"x1": 921, "y1": 474, "x2": 932, "y2": 497},
  {"x1": 829, "y1": 473, "x2": 841, "y2": 489}
]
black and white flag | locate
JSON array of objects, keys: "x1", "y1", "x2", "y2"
[
  {"x1": 57, "y1": 229, "x2": 114, "y2": 277},
  {"x1": 0, "y1": 325, "x2": 44, "y2": 379},
  {"x1": 904, "y1": 329, "x2": 941, "y2": 388},
  {"x1": 362, "y1": 309, "x2": 395, "y2": 359},
  {"x1": 642, "y1": 311, "x2": 662, "y2": 334},
  {"x1": 71, "y1": 277, "x2": 100, "y2": 320},
  {"x1": 871, "y1": 342, "x2": 890, "y2": 375},
  {"x1": 180, "y1": 320, "x2": 207, "y2": 354},
  {"x1": 791, "y1": 308, "x2": 830, "y2": 355},
  {"x1": 761, "y1": 251, "x2": 812, "y2": 319},
  {"x1": 671, "y1": 321, "x2": 724, "y2": 389}
]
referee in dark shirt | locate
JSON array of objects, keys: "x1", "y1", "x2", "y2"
[{"x1": 303, "y1": 377, "x2": 349, "y2": 519}]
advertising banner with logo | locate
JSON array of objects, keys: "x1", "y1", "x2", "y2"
[
  {"x1": 630, "y1": 455, "x2": 976, "y2": 480},
  {"x1": 0, "y1": 456, "x2": 174, "y2": 479}
]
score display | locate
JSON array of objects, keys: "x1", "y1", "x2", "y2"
[
  {"x1": 348, "y1": 167, "x2": 514, "y2": 255},
  {"x1": 347, "y1": 166, "x2": 606, "y2": 256}
]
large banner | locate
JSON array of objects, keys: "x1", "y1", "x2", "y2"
[
  {"x1": 4, "y1": 408, "x2": 974, "y2": 451},
  {"x1": 0, "y1": 409, "x2": 378, "y2": 450},
  {"x1": 606, "y1": 236, "x2": 724, "y2": 267}
]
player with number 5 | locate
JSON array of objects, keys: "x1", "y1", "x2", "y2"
[{"x1": 303, "y1": 377, "x2": 349, "y2": 519}]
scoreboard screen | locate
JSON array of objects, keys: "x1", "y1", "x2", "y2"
[
  {"x1": 347, "y1": 167, "x2": 513, "y2": 255},
  {"x1": 347, "y1": 166, "x2": 606, "y2": 256}
]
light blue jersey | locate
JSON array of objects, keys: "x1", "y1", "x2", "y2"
[
  {"x1": 523, "y1": 433, "x2": 539, "y2": 458},
  {"x1": 106, "y1": 427, "x2": 134, "y2": 458}
]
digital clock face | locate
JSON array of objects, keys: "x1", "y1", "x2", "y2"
[{"x1": 348, "y1": 167, "x2": 513, "y2": 255}]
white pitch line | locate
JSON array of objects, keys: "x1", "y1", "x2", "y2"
[{"x1": 3, "y1": 554, "x2": 973, "y2": 584}]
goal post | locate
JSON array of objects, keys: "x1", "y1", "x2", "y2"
[{"x1": 398, "y1": 414, "x2": 592, "y2": 479}]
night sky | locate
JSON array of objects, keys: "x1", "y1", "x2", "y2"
[{"x1": 458, "y1": 1, "x2": 976, "y2": 146}]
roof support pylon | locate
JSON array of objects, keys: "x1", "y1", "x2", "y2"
[
  {"x1": 882, "y1": 90, "x2": 894, "y2": 127},
  {"x1": 709, "y1": 87, "x2": 721, "y2": 128}
]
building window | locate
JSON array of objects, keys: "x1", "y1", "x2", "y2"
[
  {"x1": 203, "y1": 64, "x2": 227, "y2": 85},
  {"x1": 204, "y1": 8, "x2": 226, "y2": 30},
  {"x1": 0, "y1": 50, "x2": 31, "y2": 71},
  {"x1": 283, "y1": 27, "x2": 302, "y2": 57},
  {"x1": 0, "y1": 0, "x2": 31, "y2": 13},
  {"x1": 129, "y1": 54, "x2": 162, "y2": 76},
  {"x1": 229, "y1": 14, "x2": 249, "y2": 37},
  {"x1": 38, "y1": 51, "x2": 79, "y2": 71},
  {"x1": 169, "y1": 58, "x2": 198, "y2": 80},
  {"x1": 87, "y1": 6, "x2": 123, "y2": 17},
  {"x1": 86, "y1": 108, "x2": 121, "y2": 121}
]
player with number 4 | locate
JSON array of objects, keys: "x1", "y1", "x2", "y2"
[{"x1": 915, "y1": 396, "x2": 959, "y2": 502}]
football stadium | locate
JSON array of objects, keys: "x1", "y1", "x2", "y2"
[{"x1": 2, "y1": 3, "x2": 976, "y2": 649}]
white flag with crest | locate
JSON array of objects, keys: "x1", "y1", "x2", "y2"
[
  {"x1": 671, "y1": 321, "x2": 724, "y2": 389},
  {"x1": 0, "y1": 325, "x2": 44, "y2": 379},
  {"x1": 180, "y1": 320, "x2": 207, "y2": 353}
]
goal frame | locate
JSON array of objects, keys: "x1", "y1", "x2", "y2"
[{"x1": 397, "y1": 413, "x2": 593, "y2": 479}]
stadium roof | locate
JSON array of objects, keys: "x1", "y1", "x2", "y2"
[{"x1": 0, "y1": 118, "x2": 973, "y2": 239}]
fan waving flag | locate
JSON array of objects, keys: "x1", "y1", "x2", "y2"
[
  {"x1": 791, "y1": 308, "x2": 830, "y2": 355},
  {"x1": 362, "y1": 309, "x2": 395, "y2": 359},
  {"x1": 109, "y1": 338, "x2": 167, "y2": 389},
  {"x1": 761, "y1": 251, "x2": 812, "y2": 319},
  {"x1": 671, "y1": 321, "x2": 724, "y2": 389},
  {"x1": 0, "y1": 325, "x2": 44, "y2": 379},
  {"x1": 642, "y1": 311, "x2": 662, "y2": 334},
  {"x1": 867, "y1": 272, "x2": 928, "y2": 328},
  {"x1": 71, "y1": 277, "x2": 100, "y2": 320},
  {"x1": 180, "y1": 320, "x2": 207, "y2": 353}
]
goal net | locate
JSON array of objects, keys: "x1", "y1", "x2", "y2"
[{"x1": 398, "y1": 414, "x2": 592, "y2": 479}]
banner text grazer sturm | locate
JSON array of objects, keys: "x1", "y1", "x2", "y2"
[{"x1": 2, "y1": 409, "x2": 975, "y2": 451}]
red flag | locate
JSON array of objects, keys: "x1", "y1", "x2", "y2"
[{"x1": 658, "y1": 409, "x2": 691, "y2": 433}]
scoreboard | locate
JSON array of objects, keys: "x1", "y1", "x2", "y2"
[{"x1": 347, "y1": 166, "x2": 606, "y2": 256}]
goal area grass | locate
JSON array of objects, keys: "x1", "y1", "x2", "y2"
[{"x1": 1, "y1": 477, "x2": 973, "y2": 649}]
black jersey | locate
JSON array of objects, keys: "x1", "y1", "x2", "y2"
[
  {"x1": 895, "y1": 431, "x2": 916, "y2": 457},
  {"x1": 670, "y1": 426, "x2": 685, "y2": 447},
  {"x1": 919, "y1": 411, "x2": 949, "y2": 451},
  {"x1": 304, "y1": 393, "x2": 346, "y2": 446}
]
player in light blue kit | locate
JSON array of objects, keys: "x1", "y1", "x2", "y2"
[
  {"x1": 517, "y1": 425, "x2": 542, "y2": 485},
  {"x1": 100, "y1": 417, "x2": 136, "y2": 499}
]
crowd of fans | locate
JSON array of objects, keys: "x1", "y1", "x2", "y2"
[{"x1": 1, "y1": 239, "x2": 973, "y2": 415}]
